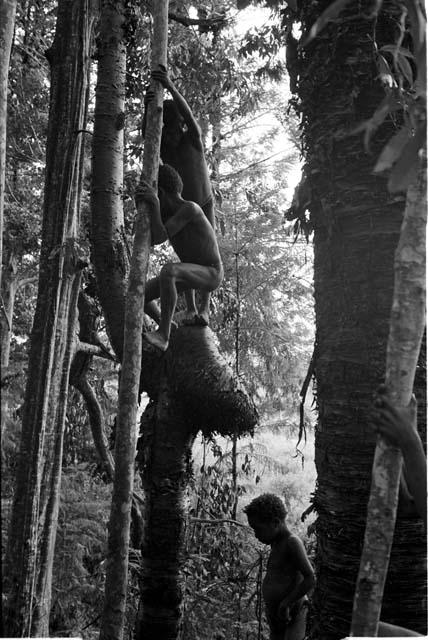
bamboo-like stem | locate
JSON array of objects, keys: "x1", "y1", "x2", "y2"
[{"x1": 99, "y1": 2, "x2": 169, "y2": 640}]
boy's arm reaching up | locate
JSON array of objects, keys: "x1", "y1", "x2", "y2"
[
  {"x1": 278, "y1": 536, "x2": 315, "y2": 620},
  {"x1": 151, "y1": 66, "x2": 203, "y2": 146}
]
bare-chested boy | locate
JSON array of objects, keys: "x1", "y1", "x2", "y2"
[
  {"x1": 143, "y1": 66, "x2": 215, "y2": 326},
  {"x1": 136, "y1": 164, "x2": 223, "y2": 352},
  {"x1": 244, "y1": 493, "x2": 315, "y2": 640}
]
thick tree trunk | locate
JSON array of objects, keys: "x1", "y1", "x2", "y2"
[
  {"x1": 91, "y1": 0, "x2": 128, "y2": 361},
  {"x1": 296, "y1": 2, "x2": 426, "y2": 638},
  {"x1": 136, "y1": 384, "x2": 196, "y2": 640},
  {"x1": 3, "y1": 0, "x2": 94, "y2": 634},
  {"x1": 351, "y1": 158, "x2": 426, "y2": 635},
  {"x1": 0, "y1": 0, "x2": 17, "y2": 284}
]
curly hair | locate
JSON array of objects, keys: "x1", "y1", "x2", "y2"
[
  {"x1": 158, "y1": 164, "x2": 183, "y2": 195},
  {"x1": 243, "y1": 493, "x2": 287, "y2": 522}
]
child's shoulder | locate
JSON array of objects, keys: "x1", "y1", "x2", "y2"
[{"x1": 284, "y1": 532, "x2": 305, "y2": 553}]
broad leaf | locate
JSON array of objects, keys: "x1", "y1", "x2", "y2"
[{"x1": 373, "y1": 127, "x2": 411, "y2": 173}]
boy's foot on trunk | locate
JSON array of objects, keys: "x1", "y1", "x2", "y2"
[
  {"x1": 144, "y1": 331, "x2": 168, "y2": 352},
  {"x1": 182, "y1": 311, "x2": 209, "y2": 327}
]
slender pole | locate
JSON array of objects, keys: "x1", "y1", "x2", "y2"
[
  {"x1": 99, "y1": 3, "x2": 169, "y2": 640},
  {"x1": 350, "y1": 158, "x2": 426, "y2": 636}
]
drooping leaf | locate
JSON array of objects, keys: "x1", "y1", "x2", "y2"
[
  {"x1": 373, "y1": 127, "x2": 411, "y2": 173},
  {"x1": 301, "y1": 0, "x2": 352, "y2": 47},
  {"x1": 351, "y1": 93, "x2": 402, "y2": 150},
  {"x1": 396, "y1": 53, "x2": 414, "y2": 86},
  {"x1": 387, "y1": 123, "x2": 426, "y2": 192}
]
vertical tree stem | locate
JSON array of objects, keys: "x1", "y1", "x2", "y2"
[
  {"x1": 99, "y1": 3, "x2": 169, "y2": 640},
  {"x1": 351, "y1": 157, "x2": 426, "y2": 636}
]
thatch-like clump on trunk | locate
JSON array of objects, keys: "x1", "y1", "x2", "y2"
[{"x1": 140, "y1": 325, "x2": 258, "y2": 438}]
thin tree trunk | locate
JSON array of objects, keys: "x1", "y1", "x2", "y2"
[
  {"x1": 351, "y1": 158, "x2": 427, "y2": 636},
  {"x1": 99, "y1": 2, "x2": 169, "y2": 639},
  {"x1": 3, "y1": 0, "x2": 94, "y2": 634},
  {"x1": 0, "y1": 0, "x2": 17, "y2": 285}
]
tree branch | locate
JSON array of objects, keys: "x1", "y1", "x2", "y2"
[{"x1": 168, "y1": 11, "x2": 227, "y2": 30}]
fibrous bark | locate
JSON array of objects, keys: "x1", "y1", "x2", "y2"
[
  {"x1": 3, "y1": 0, "x2": 94, "y2": 634},
  {"x1": 136, "y1": 384, "x2": 195, "y2": 640},
  {"x1": 294, "y1": 1, "x2": 426, "y2": 637}
]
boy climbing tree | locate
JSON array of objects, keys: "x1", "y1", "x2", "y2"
[
  {"x1": 136, "y1": 164, "x2": 223, "y2": 352},
  {"x1": 143, "y1": 66, "x2": 216, "y2": 326}
]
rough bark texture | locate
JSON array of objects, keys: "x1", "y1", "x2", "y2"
[
  {"x1": 351, "y1": 158, "x2": 427, "y2": 635},
  {"x1": 3, "y1": 0, "x2": 93, "y2": 634},
  {"x1": 136, "y1": 383, "x2": 196, "y2": 640},
  {"x1": 91, "y1": 0, "x2": 128, "y2": 360},
  {"x1": 0, "y1": 0, "x2": 17, "y2": 283},
  {"x1": 295, "y1": 1, "x2": 427, "y2": 638}
]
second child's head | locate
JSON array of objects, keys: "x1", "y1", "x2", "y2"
[{"x1": 244, "y1": 493, "x2": 287, "y2": 544}]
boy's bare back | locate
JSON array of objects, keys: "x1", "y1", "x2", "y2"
[{"x1": 167, "y1": 201, "x2": 221, "y2": 268}]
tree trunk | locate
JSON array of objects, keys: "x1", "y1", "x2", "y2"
[
  {"x1": 351, "y1": 157, "x2": 426, "y2": 635},
  {"x1": 98, "y1": 2, "x2": 168, "y2": 639},
  {"x1": 295, "y1": 2, "x2": 426, "y2": 638},
  {"x1": 136, "y1": 384, "x2": 196, "y2": 640},
  {"x1": 0, "y1": 0, "x2": 17, "y2": 284},
  {"x1": 3, "y1": 0, "x2": 94, "y2": 634},
  {"x1": 91, "y1": 0, "x2": 128, "y2": 361}
]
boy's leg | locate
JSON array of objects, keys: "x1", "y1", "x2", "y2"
[
  {"x1": 144, "y1": 262, "x2": 221, "y2": 351},
  {"x1": 197, "y1": 197, "x2": 216, "y2": 325},
  {"x1": 144, "y1": 276, "x2": 161, "y2": 324}
]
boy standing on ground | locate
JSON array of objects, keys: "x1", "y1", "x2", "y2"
[{"x1": 244, "y1": 493, "x2": 315, "y2": 640}]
